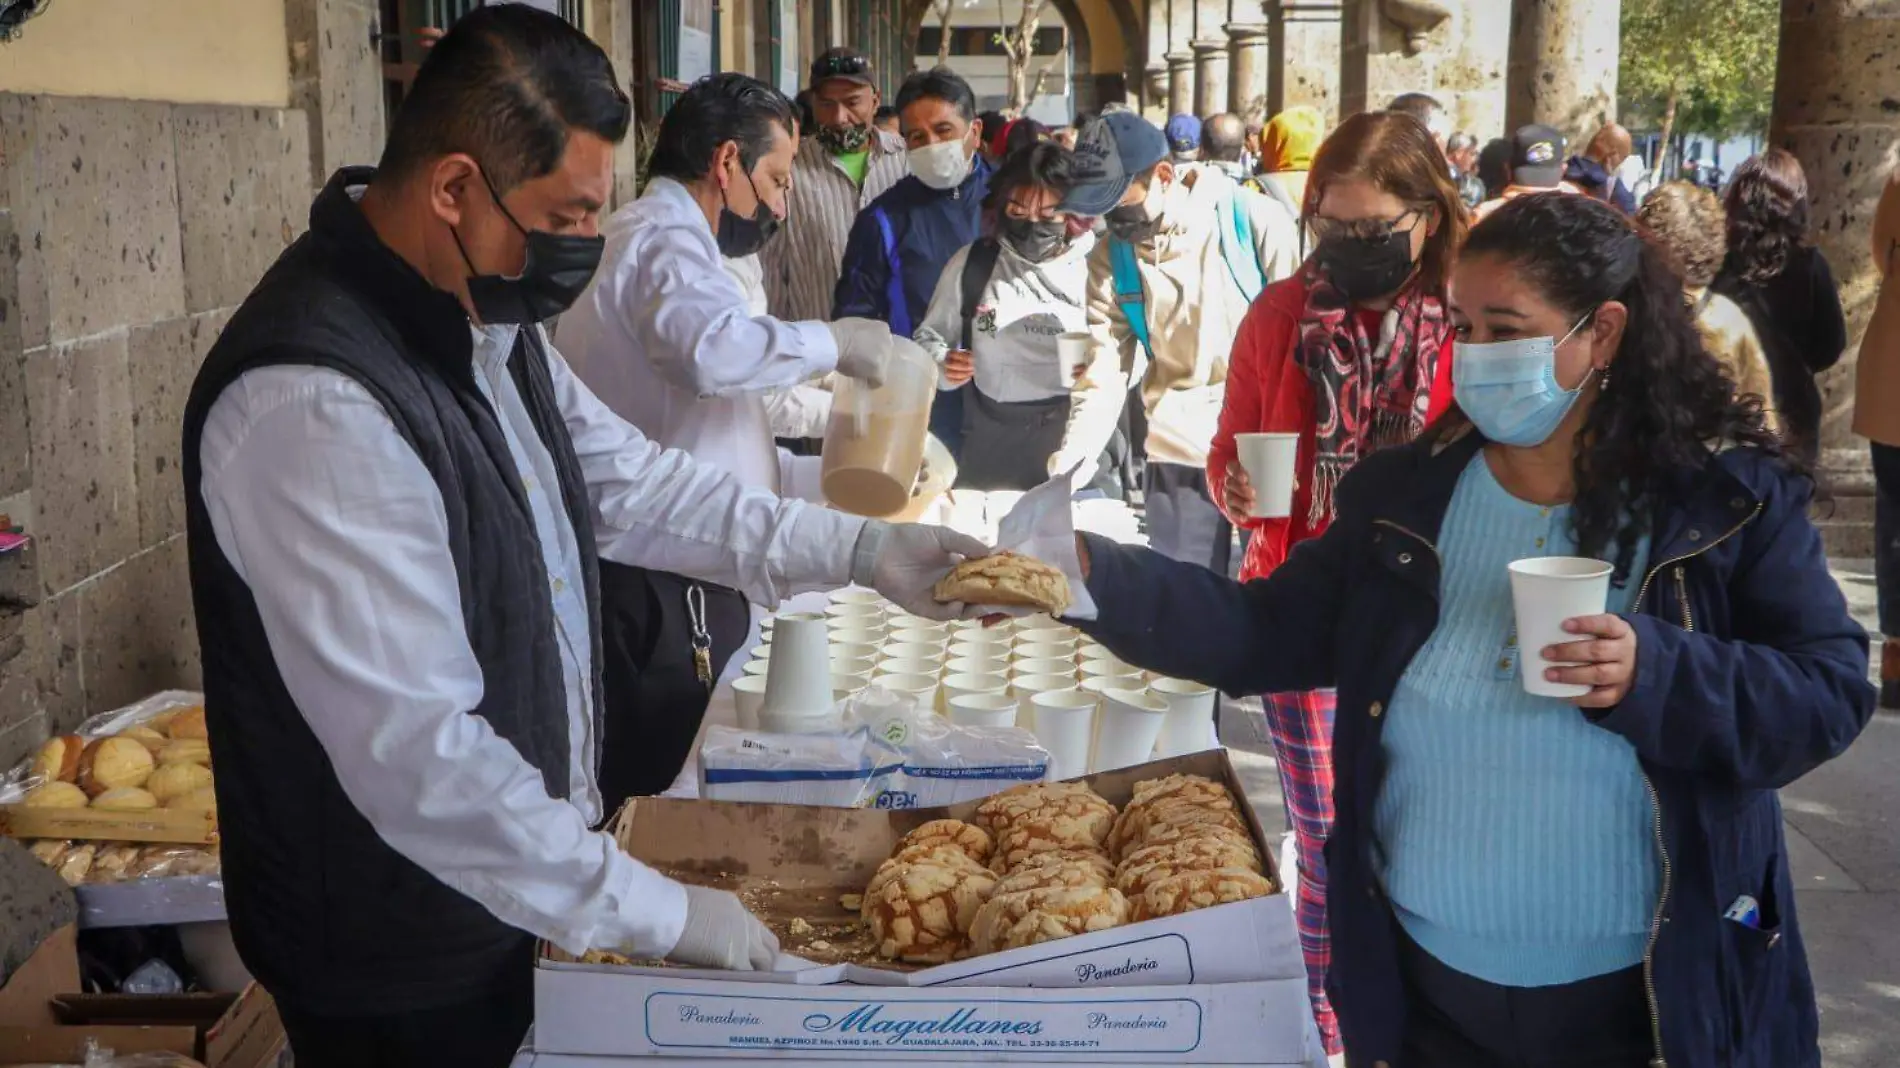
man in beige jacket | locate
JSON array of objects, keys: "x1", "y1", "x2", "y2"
[
  {"x1": 1061, "y1": 112, "x2": 1299, "y2": 572},
  {"x1": 1856, "y1": 168, "x2": 1900, "y2": 706}
]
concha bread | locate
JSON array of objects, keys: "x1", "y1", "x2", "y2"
[
  {"x1": 861, "y1": 856, "x2": 998, "y2": 963},
  {"x1": 76, "y1": 737, "x2": 155, "y2": 797},
  {"x1": 991, "y1": 814, "x2": 1118, "y2": 875},
  {"x1": 1130, "y1": 820, "x2": 1258, "y2": 858},
  {"x1": 932, "y1": 551, "x2": 1072, "y2": 615},
  {"x1": 28, "y1": 734, "x2": 83, "y2": 784},
  {"x1": 1114, "y1": 801, "x2": 1250, "y2": 861},
  {"x1": 863, "y1": 845, "x2": 988, "y2": 910},
  {"x1": 22, "y1": 781, "x2": 90, "y2": 809},
  {"x1": 1007, "y1": 847, "x2": 1116, "y2": 884},
  {"x1": 1116, "y1": 834, "x2": 1265, "y2": 897},
  {"x1": 894, "y1": 819, "x2": 992, "y2": 865},
  {"x1": 969, "y1": 884, "x2": 1130, "y2": 954},
  {"x1": 1131, "y1": 867, "x2": 1277, "y2": 921},
  {"x1": 993, "y1": 856, "x2": 1113, "y2": 897},
  {"x1": 971, "y1": 781, "x2": 1116, "y2": 843},
  {"x1": 91, "y1": 787, "x2": 159, "y2": 812}
]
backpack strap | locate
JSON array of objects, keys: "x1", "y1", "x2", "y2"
[
  {"x1": 1216, "y1": 188, "x2": 1267, "y2": 302},
  {"x1": 958, "y1": 238, "x2": 1003, "y2": 351},
  {"x1": 1108, "y1": 237, "x2": 1153, "y2": 363},
  {"x1": 874, "y1": 207, "x2": 912, "y2": 338}
]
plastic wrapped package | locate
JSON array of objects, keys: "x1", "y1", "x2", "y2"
[
  {"x1": 13, "y1": 1040, "x2": 209, "y2": 1067},
  {"x1": 0, "y1": 690, "x2": 206, "y2": 802},
  {"x1": 699, "y1": 687, "x2": 1051, "y2": 809}
]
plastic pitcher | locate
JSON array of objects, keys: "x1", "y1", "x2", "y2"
[{"x1": 821, "y1": 336, "x2": 938, "y2": 518}]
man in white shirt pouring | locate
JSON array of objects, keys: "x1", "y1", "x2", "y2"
[
  {"x1": 182, "y1": 9, "x2": 986, "y2": 1066},
  {"x1": 556, "y1": 74, "x2": 892, "y2": 806}
]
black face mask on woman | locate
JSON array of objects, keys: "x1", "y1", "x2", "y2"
[
  {"x1": 1312, "y1": 225, "x2": 1419, "y2": 303},
  {"x1": 999, "y1": 217, "x2": 1068, "y2": 262},
  {"x1": 716, "y1": 166, "x2": 782, "y2": 257}
]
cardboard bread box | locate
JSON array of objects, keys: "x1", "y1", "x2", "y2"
[{"x1": 534, "y1": 751, "x2": 1317, "y2": 1062}]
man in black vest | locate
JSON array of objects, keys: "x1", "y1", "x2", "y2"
[{"x1": 180, "y1": 9, "x2": 989, "y2": 1066}]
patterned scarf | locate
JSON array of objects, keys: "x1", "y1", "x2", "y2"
[{"x1": 1293, "y1": 263, "x2": 1452, "y2": 524}]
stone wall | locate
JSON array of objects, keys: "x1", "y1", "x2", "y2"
[
  {"x1": 1341, "y1": 0, "x2": 1509, "y2": 138},
  {"x1": 0, "y1": 97, "x2": 313, "y2": 769}
]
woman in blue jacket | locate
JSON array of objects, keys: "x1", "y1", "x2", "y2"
[{"x1": 1070, "y1": 193, "x2": 1873, "y2": 1068}]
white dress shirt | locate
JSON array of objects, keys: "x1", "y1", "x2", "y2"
[
  {"x1": 556, "y1": 177, "x2": 836, "y2": 500},
  {"x1": 197, "y1": 322, "x2": 868, "y2": 960}
]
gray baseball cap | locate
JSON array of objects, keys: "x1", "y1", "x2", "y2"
[{"x1": 1061, "y1": 112, "x2": 1169, "y2": 217}]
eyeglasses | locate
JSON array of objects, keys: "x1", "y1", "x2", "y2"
[{"x1": 1304, "y1": 209, "x2": 1423, "y2": 243}]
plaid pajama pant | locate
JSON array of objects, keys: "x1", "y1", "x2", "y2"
[{"x1": 1263, "y1": 688, "x2": 1341, "y2": 1055}]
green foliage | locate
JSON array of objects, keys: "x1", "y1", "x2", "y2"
[{"x1": 1619, "y1": 0, "x2": 1779, "y2": 138}]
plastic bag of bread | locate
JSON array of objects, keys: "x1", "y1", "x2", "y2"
[
  {"x1": 0, "y1": 690, "x2": 204, "y2": 801},
  {"x1": 55, "y1": 843, "x2": 97, "y2": 887},
  {"x1": 130, "y1": 845, "x2": 221, "y2": 880},
  {"x1": 89, "y1": 843, "x2": 145, "y2": 883}
]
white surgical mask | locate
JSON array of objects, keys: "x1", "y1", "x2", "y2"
[{"x1": 909, "y1": 139, "x2": 973, "y2": 191}]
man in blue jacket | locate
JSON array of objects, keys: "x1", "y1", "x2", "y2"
[{"x1": 833, "y1": 67, "x2": 990, "y2": 457}]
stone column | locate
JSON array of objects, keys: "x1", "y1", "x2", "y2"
[
  {"x1": 1266, "y1": 0, "x2": 1343, "y2": 127},
  {"x1": 1226, "y1": 23, "x2": 1270, "y2": 122},
  {"x1": 1167, "y1": 50, "x2": 1196, "y2": 116},
  {"x1": 1193, "y1": 38, "x2": 1230, "y2": 117},
  {"x1": 1772, "y1": 0, "x2": 1900, "y2": 467},
  {"x1": 1143, "y1": 62, "x2": 1171, "y2": 119},
  {"x1": 1504, "y1": 0, "x2": 1619, "y2": 145}
]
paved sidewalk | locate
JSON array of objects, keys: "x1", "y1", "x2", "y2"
[{"x1": 1221, "y1": 557, "x2": 1899, "y2": 1066}]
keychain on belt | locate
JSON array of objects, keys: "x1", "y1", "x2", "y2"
[{"x1": 687, "y1": 584, "x2": 714, "y2": 690}]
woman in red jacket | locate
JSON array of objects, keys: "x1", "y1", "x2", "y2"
[{"x1": 1206, "y1": 109, "x2": 1466, "y2": 1053}]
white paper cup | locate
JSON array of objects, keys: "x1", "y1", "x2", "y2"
[
  {"x1": 948, "y1": 691, "x2": 1019, "y2": 729},
  {"x1": 1030, "y1": 689, "x2": 1097, "y2": 781},
  {"x1": 1012, "y1": 614, "x2": 1059, "y2": 632},
  {"x1": 942, "y1": 671, "x2": 1010, "y2": 708},
  {"x1": 825, "y1": 601, "x2": 884, "y2": 621},
  {"x1": 741, "y1": 656, "x2": 770, "y2": 677},
  {"x1": 731, "y1": 675, "x2": 770, "y2": 730},
  {"x1": 881, "y1": 640, "x2": 945, "y2": 663},
  {"x1": 878, "y1": 672, "x2": 940, "y2": 715},
  {"x1": 1012, "y1": 674, "x2": 1079, "y2": 731},
  {"x1": 1508, "y1": 556, "x2": 1614, "y2": 698},
  {"x1": 1079, "y1": 655, "x2": 1138, "y2": 679},
  {"x1": 762, "y1": 613, "x2": 835, "y2": 724},
  {"x1": 829, "y1": 623, "x2": 886, "y2": 648},
  {"x1": 1014, "y1": 657, "x2": 1078, "y2": 681},
  {"x1": 1014, "y1": 641, "x2": 1077, "y2": 664},
  {"x1": 1149, "y1": 677, "x2": 1219, "y2": 758},
  {"x1": 830, "y1": 655, "x2": 876, "y2": 680},
  {"x1": 828, "y1": 588, "x2": 885, "y2": 608},
  {"x1": 878, "y1": 655, "x2": 941, "y2": 678},
  {"x1": 1093, "y1": 687, "x2": 1169, "y2": 772},
  {"x1": 1235, "y1": 432, "x2": 1300, "y2": 519},
  {"x1": 830, "y1": 641, "x2": 880, "y2": 665},
  {"x1": 1080, "y1": 674, "x2": 1144, "y2": 699},
  {"x1": 1015, "y1": 627, "x2": 1076, "y2": 649},
  {"x1": 832, "y1": 670, "x2": 873, "y2": 696},
  {"x1": 951, "y1": 634, "x2": 1012, "y2": 660},
  {"x1": 1056, "y1": 332, "x2": 1090, "y2": 389},
  {"x1": 889, "y1": 620, "x2": 951, "y2": 641}
]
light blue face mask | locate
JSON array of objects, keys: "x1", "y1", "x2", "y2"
[{"x1": 1452, "y1": 314, "x2": 1596, "y2": 447}]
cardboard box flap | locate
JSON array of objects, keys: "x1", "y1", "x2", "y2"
[{"x1": 51, "y1": 991, "x2": 237, "y2": 1027}]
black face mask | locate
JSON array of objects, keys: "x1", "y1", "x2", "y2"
[
  {"x1": 1313, "y1": 228, "x2": 1419, "y2": 303},
  {"x1": 999, "y1": 216, "x2": 1068, "y2": 262},
  {"x1": 454, "y1": 167, "x2": 604, "y2": 325},
  {"x1": 716, "y1": 166, "x2": 782, "y2": 257},
  {"x1": 1103, "y1": 200, "x2": 1161, "y2": 244}
]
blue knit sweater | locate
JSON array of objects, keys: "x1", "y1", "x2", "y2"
[{"x1": 1373, "y1": 453, "x2": 1660, "y2": 987}]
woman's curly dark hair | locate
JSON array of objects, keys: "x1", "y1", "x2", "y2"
[
  {"x1": 1452, "y1": 193, "x2": 1784, "y2": 583},
  {"x1": 1722, "y1": 148, "x2": 1810, "y2": 287}
]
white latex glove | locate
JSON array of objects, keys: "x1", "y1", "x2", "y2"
[
  {"x1": 850, "y1": 520, "x2": 993, "y2": 621},
  {"x1": 668, "y1": 885, "x2": 780, "y2": 971},
  {"x1": 826, "y1": 318, "x2": 892, "y2": 387}
]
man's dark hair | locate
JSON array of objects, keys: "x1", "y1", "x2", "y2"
[
  {"x1": 1386, "y1": 92, "x2": 1443, "y2": 128},
  {"x1": 648, "y1": 72, "x2": 797, "y2": 183},
  {"x1": 1446, "y1": 131, "x2": 1478, "y2": 156},
  {"x1": 874, "y1": 105, "x2": 900, "y2": 124},
  {"x1": 896, "y1": 67, "x2": 979, "y2": 122},
  {"x1": 1200, "y1": 113, "x2": 1246, "y2": 163},
  {"x1": 1004, "y1": 117, "x2": 1049, "y2": 158},
  {"x1": 378, "y1": 4, "x2": 631, "y2": 193},
  {"x1": 984, "y1": 142, "x2": 1074, "y2": 215},
  {"x1": 976, "y1": 110, "x2": 1009, "y2": 140},
  {"x1": 1476, "y1": 137, "x2": 1511, "y2": 198}
]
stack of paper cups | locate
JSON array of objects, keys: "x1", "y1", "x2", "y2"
[
  {"x1": 730, "y1": 675, "x2": 769, "y2": 731},
  {"x1": 1149, "y1": 677, "x2": 1219, "y2": 758},
  {"x1": 1234, "y1": 432, "x2": 1300, "y2": 519},
  {"x1": 760, "y1": 613, "x2": 840, "y2": 732},
  {"x1": 1507, "y1": 556, "x2": 1613, "y2": 698},
  {"x1": 1030, "y1": 689, "x2": 1098, "y2": 781},
  {"x1": 1012, "y1": 674, "x2": 1078, "y2": 732}
]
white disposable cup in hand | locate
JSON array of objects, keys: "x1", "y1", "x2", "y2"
[
  {"x1": 1235, "y1": 432, "x2": 1300, "y2": 519},
  {"x1": 1057, "y1": 332, "x2": 1090, "y2": 389},
  {"x1": 948, "y1": 692, "x2": 1019, "y2": 729},
  {"x1": 1030, "y1": 689, "x2": 1098, "y2": 781},
  {"x1": 1092, "y1": 687, "x2": 1169, "y2": 772},
  {"x1": 1507, "y1": 556, "x2": 1614, "y2": 698},
  {"x1": 1149, "y1": 677, "x2": 1219, "y2": 758},
  {"x1": 731, "y1": 675, "x2": 770, "y2": 730}
]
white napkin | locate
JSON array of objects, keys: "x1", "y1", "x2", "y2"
[{"x1": 992, "y1": 465, "x2": 1098, "y2": 622}]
